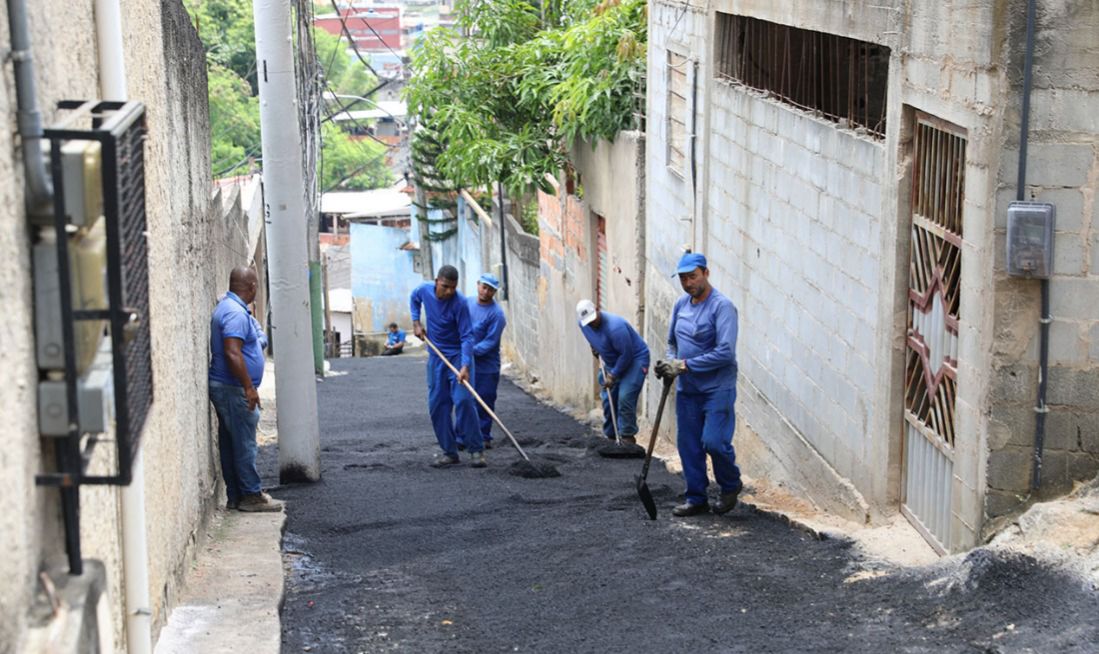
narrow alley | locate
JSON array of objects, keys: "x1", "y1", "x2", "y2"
[{"x1": 275, "y1": 354, "x2": 1099, "y2": 653}]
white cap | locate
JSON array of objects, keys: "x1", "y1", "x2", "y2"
[{"x1": 576, "y1": 299, "x2": 598, "y2": 326}]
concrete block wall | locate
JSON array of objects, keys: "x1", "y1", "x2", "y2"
[
  {"x1": 985, "y1": 0, "x2": 1099, "y2": 524},
  {"x1": 643, "y1": 0, "x2": 708, "y2": 439},
  {"x1": 706, "y1": 82, "x2": 887, "y2": 508}
]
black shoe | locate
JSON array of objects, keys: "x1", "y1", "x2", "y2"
[
  {"x1": 431, "y1": 455, "x2": 461, "y2": 468},
  {"x1": 713, "y1": 486, "x2": 742, "y2": 515},
  {"x1": 457, "y1": 442, "x2": 467, "y2": 451},
  {"x1": 672, "y1": 502, "x2": 710, "y2": 517},
  {"x1": 484, "y1": 440, "x2": 494, "y2": 450}
]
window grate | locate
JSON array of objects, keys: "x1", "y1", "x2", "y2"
[{"x1": 714, "y1": 14, "x2": 890, "y2": 138}]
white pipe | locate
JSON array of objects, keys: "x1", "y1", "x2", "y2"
[
  {"x1": 95, "y1": 0, "x2": 126, "y2": 100},
  {"x1": 94, "y1": 2, "x2": 152, "y2": 651},
  {"x1": 252, "y1": 0, "x2": 322, "y2": 481}
]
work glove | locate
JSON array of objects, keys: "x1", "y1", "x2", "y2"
[
  {"x1": 591, "y1": 345, "x2": 600, "y2": 358},
  {"x1": 602, "y1": 371, "x2": 617, "y2": 389},
  {"x1": 655, "y1": 359, "x2": 688, "y2": 380}
]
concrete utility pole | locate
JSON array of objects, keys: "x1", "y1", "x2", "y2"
[{"x1": 252, "y1": 0, "x2": 321, "y2": 482}]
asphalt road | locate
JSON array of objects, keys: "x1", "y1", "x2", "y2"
[{"x1": 274, "y1": 354, "x2": 1099, "y2": 653}]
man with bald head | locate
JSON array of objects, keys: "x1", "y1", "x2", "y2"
[{"x1": 209, "y1": 266, "x2": 283, "y2": 512}]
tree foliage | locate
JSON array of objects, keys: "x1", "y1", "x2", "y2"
[
  {"x1": 404, "y1": 0, "x2": 647, "y2": 193},
  {"x1": 187, "y1": 0, "x2": 391, "y2": 186}
]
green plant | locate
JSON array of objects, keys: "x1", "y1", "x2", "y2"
[{"x1": 404, "y1": 0, "x2": 646, "y2": 195}]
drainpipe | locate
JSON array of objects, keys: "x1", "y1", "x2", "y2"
[
  {"x1": 1015, "y1": 0, "x2": 1047, "y2": 492},
  {"x1": 94, "y1": 2, "x2": 153, "y2": 651},
  {"x1": 7, "y1": 0, "x2": 54, "y2": 212},
  {"x1": 497, "y1": 181, "x2": 509, "y2": 301}
]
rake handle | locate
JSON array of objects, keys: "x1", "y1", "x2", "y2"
[
  {"x1": 640, "y1": 377, "x2": 674, "y2": 481},
  {"x1": 422, "y1": 336, "x2": 531, "y2": 462}
]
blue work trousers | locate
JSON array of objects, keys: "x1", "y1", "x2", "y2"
[
  {"x1": 599, "y1": 358, "x2": 647, "y2": 438},
  {"x1": 427, "y1": 353, "x2": 483, "y2": 457},
  {"x1": 676, "y1": 388, "x2": 742, "y2": 506},
  {"x1": 472, "y1": 370, "x2": 500, "y2": 442},
  {"x1": 209, "y1": 380, "x2": 262, "y2": 503}
]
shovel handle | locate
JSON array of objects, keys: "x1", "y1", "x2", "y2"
[
  {"x1": 422, "y1": 336, "x2": 531, "y2": 462},
  {"x1": 640, "y1": 377, "x2": 674, "y2": 481},
  {"x1": 599, "y1": 359, "x2": 621, "y2": 443}
]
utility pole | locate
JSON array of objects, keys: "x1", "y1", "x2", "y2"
[{"x1": 252, "y1": 0, "x2": 321, "y2": 482}]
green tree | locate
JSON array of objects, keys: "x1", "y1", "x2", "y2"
[
  {"x1": 404, "y1": 0, "x2": 646, "y2": 193},
  {"x1": 188, "y1": 0, "x2": 391, "y2": 187},
  {"x1": 320, "y1": 123, "x2": 392, "y2": 192}
]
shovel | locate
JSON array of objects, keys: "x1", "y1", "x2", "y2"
[
  {"x1": 595, "y1": 360, "x2": 646, "y2": 459},
  {"x1": 636, "y1": 376, "x2": 674, "y2": 520},
  {"x1": 421, "y1": 336, "x2": 559, "y2": 478}
]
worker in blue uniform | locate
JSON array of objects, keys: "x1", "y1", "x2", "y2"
[
  {"x1": 655, "y1": 252, "x2": 743, "y2": 517},
  {"x1": 466, "y1": 273, "x2": 507, "y2": 449},
  {"x1": 576, "y1": 299, "x2": 649, "y2": 444},
  {"x1": 381, "y1": 322, "x2": 406, "y2": 355},
  {"x1": 410, "y1": 265, "x2": 486, "y2": 468}
]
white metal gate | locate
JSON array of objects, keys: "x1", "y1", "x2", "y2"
[{"x1": 902, "y1": 113, "x2": 966, "y2": 553}]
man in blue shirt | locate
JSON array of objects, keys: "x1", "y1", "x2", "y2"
[
  {"x1": 381, "y1": 323, "x2": 406, "y2": 356},
  {"x1": 655, "y1": 252, "x2": 743, "y2": 517},
  {"x1": 577, "y1": 299, "x2": 650, "y2": 444},
  {"x1": 209, "y1": 267, "x2": 282, "y2": 512},
  {"x1": 411, "y1": 265, "x2": 485, "y2": 468},
  {"x1": 467, "y1": 273, "x2": 507, "y2": 449}
]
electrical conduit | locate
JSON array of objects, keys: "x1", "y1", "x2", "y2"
[{"x1": 7, "y1": 0, "x2": 53, "y2": 211}]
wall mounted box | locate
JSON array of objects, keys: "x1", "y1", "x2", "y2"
[{"x1": 1006, "y1": 201, "x2": 1055, "y2": 279}]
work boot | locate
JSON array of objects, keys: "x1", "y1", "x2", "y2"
[
  {"x1": 470, "y1": 452, "x2": 487, "y2": 468},
  {"x1": 484, "y1": 439, "x2": 494, "y2": 450},
  {"x1": 713, "y1": 486, "x2": 742, "y2": 515},
  {"x1": 672, "y1": 502, "x2": 709, "y2": 517},
  {"x1": 457, "y1": 441, "x2": 467, "y2": 451},
  {"x1": 238, "y1": 492, "x2": 284, "y2": 512},
  {"x1": 431, "y1": 454, "x2": 461, "y2": 468},
  {"x1": 621, "y1": 436, "x2": 637, "y2": 445}
]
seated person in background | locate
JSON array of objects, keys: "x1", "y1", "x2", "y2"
[{"x1": 382, "y1": 322, "x2": 406, "y2": 356}]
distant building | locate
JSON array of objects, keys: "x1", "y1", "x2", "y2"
[{"x1": 315, "y1": 3, "x2": 402, "y2": 52}]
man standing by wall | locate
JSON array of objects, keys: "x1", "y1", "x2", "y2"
[
  {"x1": 467, "y1": 274, "x2": 507, "y2": 449},
  {"x1": 655, "y1": 253, "x2": 743, "y2": 517},
  {"x1": 576, "y1": 299, "x2": 650, "y2": 445},
  {"x1": 209, "y1": 267, "x2": 283, "y2": 512},
  {"x1": 382, "y1": 323, "x2": 406, "y2": 356},
  {"x1": 411, "y1": 265, "x2": 486, "y2": 467}
]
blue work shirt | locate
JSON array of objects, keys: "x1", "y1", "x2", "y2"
[
  {"x1": 209, "y1": 291, "x2": 267, "y2": 388},
  {"x1": 666, "y1": 289, "x2": 739, "y2": 394},
  {"x1": 469, "y1": 298, "x2": 507, "y2": 374},
  {"x1": 580, "y1": 311, "x2": 650, "y2": 378},
  {"x1": 386, "y1": 329, "x2": 406, "y2": 347},
  {"x1": 409, "y1": 282, "x2": 474, "y2": 367}
]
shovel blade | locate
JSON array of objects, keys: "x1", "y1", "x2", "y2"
[{"x1": 635, "y1": 475, "x2": 657, "y2": 520}]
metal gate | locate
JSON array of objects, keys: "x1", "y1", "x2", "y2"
[{"x1": 902, "y1": 113, "x2": 966, "y2": 553}]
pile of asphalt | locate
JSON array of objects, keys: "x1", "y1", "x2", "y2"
[{"x1": 268, "y1": 354, "x2": 1099, "y2": 653}]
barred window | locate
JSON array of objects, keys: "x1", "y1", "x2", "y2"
[
  {"x1": 714, "y1": 14, "x2": 890, "y2": 138},
  {"x1": 666, "y1": 50, "x2": 689, "y2": 173}
]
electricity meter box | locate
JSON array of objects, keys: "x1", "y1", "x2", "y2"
[{"x1": 1006, "y1": 201, "x2": 1055, "y2": 279}]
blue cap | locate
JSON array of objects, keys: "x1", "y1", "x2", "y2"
[
  {"x1": 675, "y1": 252, "x2": 708, "y2": 274},
  {"x1": 478, "y1": 273, "x2": 500, "y2": 289}
]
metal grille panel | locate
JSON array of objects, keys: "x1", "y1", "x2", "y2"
[{"x1": 902, "y1": 113, "x2": 966, "y2": 552}]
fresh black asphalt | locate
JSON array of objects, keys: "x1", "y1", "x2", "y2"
[{"x1": 271, "y1": 353, "x2": 1099, "y2": 653}]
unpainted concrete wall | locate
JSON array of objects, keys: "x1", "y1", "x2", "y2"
[
  {"x1": 985, "y1": 0, "x2": 1099, "y2": 528},
  {"x1": 0, "y1": 0, "x2": 259, "y2": 649}
]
